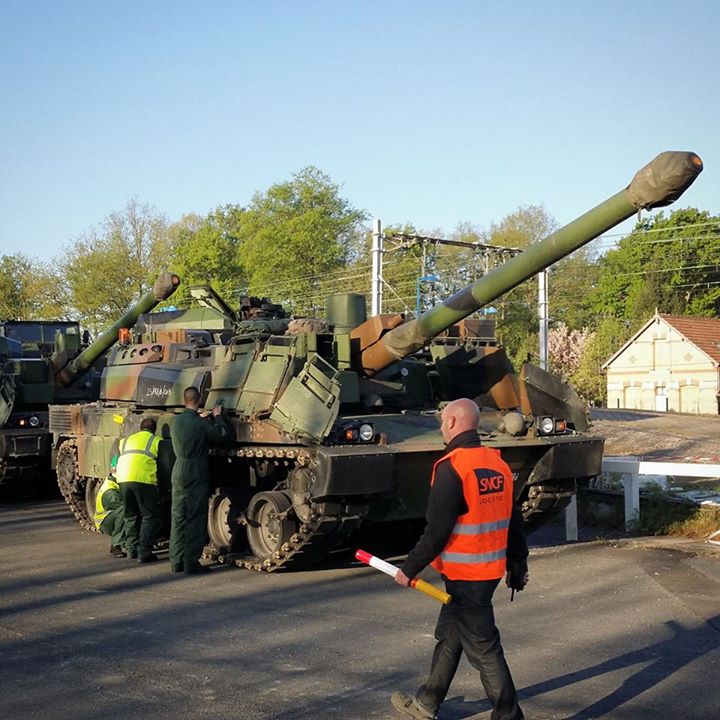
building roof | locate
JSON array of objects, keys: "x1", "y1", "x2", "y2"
[
  {"x1": 602, "y1": 311, "x2": 720, "y2": 369},
  {"x1": 658, "y1": 314, "x2": 720, "y2": 364}
]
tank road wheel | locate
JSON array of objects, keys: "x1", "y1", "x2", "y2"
[
  {"x1": 56, "y1": 440, "x2": 93, "y2": 531},
  {"x1": 84, "y1": 477, "x2": 103, "y2": 533},
  {"x1": 246, "y1": 491, "x2": 296, "y2": 561},
  {"x1": 207, "y1": 487, "x2": 246, "y2": 554}
]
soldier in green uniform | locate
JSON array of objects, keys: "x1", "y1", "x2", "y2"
[
  {"x1": 169, "y1": 386, "x2": 229, "y2": 575},
  {"x1": 94, "y1": 455, "x2": 127, "y2": 558},
  {"x1": 116, "y1": 418, "x2": 161, "y2": 563}
]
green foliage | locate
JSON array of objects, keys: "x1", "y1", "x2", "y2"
[
  {"x1": 237, "y1": 167, "x2": 367, "y2": 315},
  {"x1": 0, "y1": 254, "x2": 68, "y2": 320},
  {"x1": 488, "y1": 206, "x2": 556, "y2": 364},
  {"x1": 63, "y1": 199, "x2": 172, "y2": 332},
  {"x1": 378, "y1": 223, "x2": 426, "y2": 315},
  {"x1": 548, "y1": 244, "x2": 601, "y2": 330},
  {"x1": 169, "y1": 206, "x2": 246, "y2": 304},
  {"x1": 570, "y1": 317, "x2": 628, "y2": 404},
  {"x1": 592, "y1": 208, "x2": 720, "y2": 325}
]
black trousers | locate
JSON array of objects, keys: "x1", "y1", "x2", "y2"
[
  {"x1": 120, "y1": 482, "x2": 160, "y2": 560},
  {"x1": 416, "y1": 577, "x2": 523, "y2": 720}
]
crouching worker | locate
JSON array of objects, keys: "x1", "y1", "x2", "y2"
[{"x1": 94, "y1": 455, "x2": 127, "y2": 558}]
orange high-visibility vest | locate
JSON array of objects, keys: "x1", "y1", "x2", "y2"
[{"x1": 430, "y1": 446, "x2": 514, "y2": 581}]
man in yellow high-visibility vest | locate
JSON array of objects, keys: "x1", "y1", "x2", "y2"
[
  {"x1": 94, "y1": 455, "x2": 127, "y2": 558},
  {"x1": 116, "y1": 418, "x2": 161, "y2": 563}
]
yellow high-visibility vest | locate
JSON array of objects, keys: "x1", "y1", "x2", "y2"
[
  {"x1": 116, "y1": 430, "x2": 160, "y2": 485},
  {"x1": 95, "y1": 475, "x2": 120, "y2": 529}
]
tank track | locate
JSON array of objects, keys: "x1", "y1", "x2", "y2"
[
  {"x1": 521, "y1": 481, "x2": 576, "y2": 532},
  {"x1": 218, "y1": 508, "x2": 363, "y2": 573},
  {"x1": 56, "y1": 440, "x2": 96, "y2": 532}
]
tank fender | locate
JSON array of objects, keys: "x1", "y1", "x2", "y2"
[
  {"x1": 311, "y1": 445, "x2": 396, "y2": 499},
  {"x1": 524, "y1": 439, "x2": 605, "y2": 489}
]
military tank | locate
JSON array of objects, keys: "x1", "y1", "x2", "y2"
[
  {"x1": 49, "y1": 151, "x2": 703, "y2": 571},
  {"x1": 0, "y1": 272, "x2": 180, "y2": 494}
]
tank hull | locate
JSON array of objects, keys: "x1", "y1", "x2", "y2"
[{"x1": 51, "y1": 402, "x2": 602, "y2": 569}]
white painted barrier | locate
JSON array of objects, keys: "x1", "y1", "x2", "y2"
[
  {"x1": 563, "y1": 456, "x2": 720, "y2": 538},
  {"x1": 603, "y1": 456, "x2": 720, "y2": 531}
]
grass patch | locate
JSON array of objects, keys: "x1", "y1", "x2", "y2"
[{"x1": 634, "y1": 491, "x2": 720, "y2": 538}]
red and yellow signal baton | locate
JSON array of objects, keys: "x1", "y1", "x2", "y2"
[{"x1": 355, "y1": 549, "x2": 452, "y2": 605}]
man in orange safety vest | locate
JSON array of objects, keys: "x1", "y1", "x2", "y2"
[{"x1": 391, "y1": 398, "x2": 528, "y2": 720}]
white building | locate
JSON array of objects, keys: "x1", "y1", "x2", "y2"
[{"x1": 602, "y1": 312, "x2": 720, "y2": 414}]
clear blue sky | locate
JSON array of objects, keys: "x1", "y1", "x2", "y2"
[{"x1": 1, "y1": 0, "x2": 717, "y2": 261}]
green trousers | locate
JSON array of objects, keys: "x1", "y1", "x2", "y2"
[
  {"x1": 169, "y1": 477, "x2": 209, "y2": 572},
  {"x1": 99, "y1": 509, "x2": 126, "y2": 547},
  {"x1": 120, "y1": 482, "x2": 160, "y2": 560}
]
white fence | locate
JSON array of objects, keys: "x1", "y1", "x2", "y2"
[{"x1": 564, "y1": 456, "x2": 720, "y2": 539}]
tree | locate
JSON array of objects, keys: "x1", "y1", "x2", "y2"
[
  {"x1": 547, "y1": 323, "x2": 594, "y2": 381},
  {"x1": 548, "y1": 244, "x2": 602, "y2": 330},
  {"x1": 168, "y1": 206, "x2": 246, "y2": 305},
  {"x1": 62, "y1": 199, "x2": 173, "y2": 331},
  {"x1": 487, "y1": 206, "x2": 557, "y2": 368},
  {"x1": 592, "y1": 208, "x2": 720, "y2": 326},
  {"x1": 236, "y1": 167, "x2": 368, "y2": 315},
  {"x1": 0, "y1": 254, "x2": 68, "y2": 319},
  {"x1": 570, "y1": 317, "x2": 628, "y2": 405}
]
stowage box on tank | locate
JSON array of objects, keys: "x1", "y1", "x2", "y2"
[{"x1": 49, "y1": 151, "x2": 703, "y2": 570}]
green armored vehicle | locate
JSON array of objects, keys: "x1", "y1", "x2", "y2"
[
  {"x1": 50, "y1": 151, "x2": 703, "y2": 570},
  {"x1": 0, "y1": 320, "x2": 86, "y2": 489},
  {"x1": 0, "y1": 273, "x2": 180, "y2": 493}
]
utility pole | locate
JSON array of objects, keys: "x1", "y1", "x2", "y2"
[
  {"x1": 371, "y1": 219, "x2": 383, "y2": 316},
  {"x1": 538, "y1": 268, "x2": 548, "y2": 369}
]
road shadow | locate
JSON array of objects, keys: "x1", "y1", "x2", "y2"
[{"x1": 438, "y1": 615, "x2": 720, "y2": 719}]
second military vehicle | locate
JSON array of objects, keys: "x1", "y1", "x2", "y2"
[
  {"x1": 0, "y1": 273, "x2": 179, "y2": 492},
  {"x1": 50, "y1": 151, "x2": 703, "y2": 570}
]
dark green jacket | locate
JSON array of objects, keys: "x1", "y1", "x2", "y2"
[{"x1": 170, "y1": 408, "x2": 229, "y2": 486}]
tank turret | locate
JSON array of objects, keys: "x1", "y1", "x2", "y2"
[
  {"x1": 53, "y1": 272, "x2": 180, "y2": 387},
  {"x1": 50, "y1": 151, "x2": 703, "y2": 571}
]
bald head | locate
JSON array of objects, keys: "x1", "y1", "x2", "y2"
[
  {"x1": 183, "y1": 386, "x2": 201, "y2": 410},
  {"x1": 440, "y1": 398, "x2": 480, "y2": 444}
]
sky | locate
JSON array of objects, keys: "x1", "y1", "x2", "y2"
[{"x1": 1, "y1": 0, "x2": 718, "y2": 262}]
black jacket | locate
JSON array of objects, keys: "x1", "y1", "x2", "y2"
[{"x1": 401, "y1": 429, "x2": 529, "y2": 580}]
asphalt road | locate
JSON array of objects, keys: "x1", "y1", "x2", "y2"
[{"x1": 1, "y1": 499, "x2": 719, "y2": 720}]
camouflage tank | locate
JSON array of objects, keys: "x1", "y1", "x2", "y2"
[
  {"x1": 49, "y1": 151, "x2": 703, "y2": 571},
  {"x1": 0, "y1": 272, "x2": 180, "y2": 493}
]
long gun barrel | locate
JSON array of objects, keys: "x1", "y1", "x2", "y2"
[
  {"x1": 54, "y1": 272, "x2": 180, "y2": 387},
  {"x1": 357, "y1": 151, "x2": 703, "y2": 376}
]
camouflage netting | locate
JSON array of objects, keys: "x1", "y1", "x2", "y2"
[{"x1": 286, "y1": 318, "x2": 331, "y2": 335}]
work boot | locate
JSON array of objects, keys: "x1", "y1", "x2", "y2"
[
  {"x1": 391, "y1": 692, "x2": 436, "y2": 720},
  {"x1": 110, "y1": 545, "x2": 127, "y2": 558},
  {"x1": 139, "y1": 554, "x2": 159, "y2": 563}
]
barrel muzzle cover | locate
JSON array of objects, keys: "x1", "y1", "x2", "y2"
[{"x1": 627, "y1": 151, "x2": 703, "y2": 210}]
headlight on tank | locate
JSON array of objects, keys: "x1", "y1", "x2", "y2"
[
  {"x1": 538, "y1": 416, "x2": 555, "y2": 435},
  {"x1": 359, "y1": 423, "x2": 374, "y2": 442},
  {"x1": 537, "y1": 416, "x2": 568, "y2": 436},
  {"x1": 338, "y1": 421, "x2": 375, "y2": 444},
  {"x1": 28, "y1": 415, "x2": 41, "y2": 428}
]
